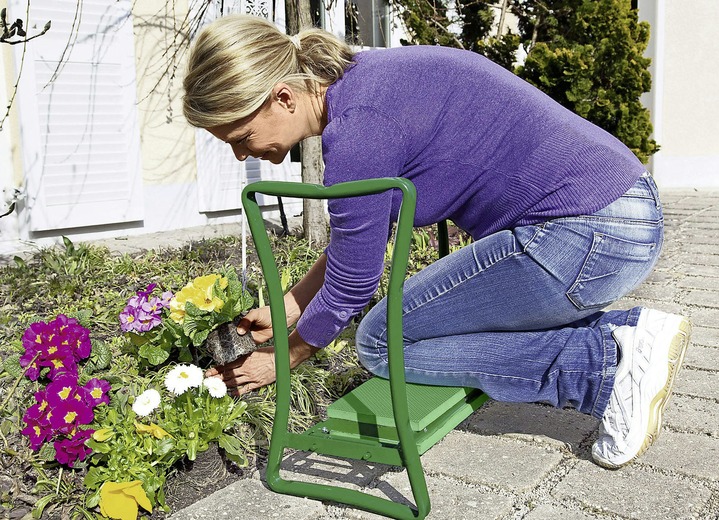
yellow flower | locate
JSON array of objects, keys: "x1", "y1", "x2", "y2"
[
  {"x1": 134, "y1": 421, "x2": 172, "y2": 439},
  {"x1": 99, "y1": 481, "x2": 152, "y2": 520},
  {"x1": 169, "y1": 274, "x2": 227, "y2": 324},
  {"x1": 92, "y1": 428, "x2": 114, "y2": 441}
]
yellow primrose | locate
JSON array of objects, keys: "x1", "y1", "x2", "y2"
[
  {"x1": 134, "y1": 421, "x2": 172, "y2": 439},
  {"x1": 169, "y1": 275, "x2": 227, "y2": 323},
  {"x1": 99, "y1": 480, "x2": 152, "y2": 520},
  {"x1": 92, "y1": 428, "x2": 114, "y2": 441}
]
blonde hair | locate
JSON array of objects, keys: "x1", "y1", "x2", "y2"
[{"x1": 183, "y1": 15, "x2": 355, "y2": 128}]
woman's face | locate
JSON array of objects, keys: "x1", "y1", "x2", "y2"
[{"x1": 207, "y1": 86, "x2": 304, "y2": 165}]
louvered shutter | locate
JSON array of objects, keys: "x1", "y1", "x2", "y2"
[
  {"x1": 194, "y1": 0, "x2": 300, "y2": 212},
  {"x1": 10, "y1": 0, "x2": 142, "y2": 232}
]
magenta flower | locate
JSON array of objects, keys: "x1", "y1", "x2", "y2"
[
  {"x1": 21, "y1": 414, "x2": 51, "y2": 451},
  {"x1": 46, "y1": 374, "x2": 81, "y2": 408},
  {"x1": 83, "y1": 378, "x2": 111, "y2": 407},
  {"x1": 49, "y1": 398, "x2": 94, "y2": 435},
  {"x1": 20, "y1": 315, "x2": 91, "y2": 381},
  {"x1": 54, "y1": 429, "x2": 94, "y2": 467}
]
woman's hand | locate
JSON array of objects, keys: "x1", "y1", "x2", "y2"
[
  {"x1": 236, "y1": 306, "x2": 275, "y2": 344},
  {"x1": 205, "y1": 330, "x2": 320, "y2": 396},
  {"x1": 207, "y1": 346, "x2": 277, "y2": 395}
]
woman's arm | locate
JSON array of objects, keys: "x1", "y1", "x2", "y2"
[{"x1": 205, "y1": 254, "x2": 327, "y2": 394}]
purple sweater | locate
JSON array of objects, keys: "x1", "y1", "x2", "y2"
[{"x1": 295, "y1": 45, "x2": 645, "y2": 348}]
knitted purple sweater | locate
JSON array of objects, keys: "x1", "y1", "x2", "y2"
[{"x1": 295, "y1": 45, "x2": 645, "y2": 348}]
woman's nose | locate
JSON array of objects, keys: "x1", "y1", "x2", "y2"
[{"x1": 231, "y1": 144, "x2": 248, "y2": 162}]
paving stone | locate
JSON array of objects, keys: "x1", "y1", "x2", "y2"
[
  {"x1": 693, "y1": 326, "x2": 719, "y2": 348},
  {"x1": 628, "y1": 283, "x2": 678, "y2": 302},
  {"x1": 336, "y1": 473, "x2": 514, "y2": 520},
  {"x1": 684, "y1": 289, "x2": 719, "y2": 309},
  {"x1": 684, "y1": 344, "x2": 719, "y2": 370},
  {"x1": 168, "y1": 478, "x2": 324, "y2": 519},
  {"x1": 674, "y1": 369, "x2": 719, "y2": 400},
  {"x1": 664, "y1": 394, "x2": 719, "y2": 436},
  {"x1": 419, "y1": 430, "x2": 563, "y2": 492},
  {"x1": 685, "y1": 308, "x2": 719, "y2": 329},
  {"x1": 460, "y1": 401, "x2": 598, "y2": 452},
  {"x1": 641, "y1": 430, "x2": 719, "y2": 481},
  {"x1": 523, "y1": 503, "x2": 602, "y2": 520},
  {"x1": 552, "y1": 460, "x2": 712, "y2": 520},
  {"x1": 676, "y1": 275, "x2": 719, "y2": 290},
  {"x1": 682, "y1": 263, "x2": 719, "y2": 278}
]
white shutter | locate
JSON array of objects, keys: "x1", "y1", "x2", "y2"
[
  {"x1": 194, "y1": 0, "x2": 300, "y2": 213},
  {"x1": 10, "y1": 0, "x2": 142, "y2": 232}
]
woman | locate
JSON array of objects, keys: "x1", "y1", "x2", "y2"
[{"x1": 184, "y1": 15, "x2": 690, "y2": 469}]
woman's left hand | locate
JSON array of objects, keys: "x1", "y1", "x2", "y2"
[{"x1": 206, "y1": 346, "x2": 277, "y2": 396}]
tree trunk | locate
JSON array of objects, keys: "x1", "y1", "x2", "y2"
[{"x1": 286, "y1": 0, "x2": 329, "y2": 246}]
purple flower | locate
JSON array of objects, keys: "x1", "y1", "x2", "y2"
[
  {"x1": 159, "y1": 291, "x2": 174, "y2": 308},
  {"x1": 54, "y1": 429, "x2": 94, "y2": 467},
  {"x1": 119, "y1": 306, "x2": 141, "y2": 332},
  {"x1": 83, "y1": 378, "x2": 111, "y2": 407},
  {"x1": 137, "y1": 283, "x2": 157, "y2": 299}
]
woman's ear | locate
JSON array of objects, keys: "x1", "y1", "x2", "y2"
[{"x1": 272, "y1": 83, "x2": 296, "y2": 112}]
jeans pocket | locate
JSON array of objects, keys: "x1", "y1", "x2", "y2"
[{"x1": 567, "y1": 232, "x2": 657, "y2": 310}]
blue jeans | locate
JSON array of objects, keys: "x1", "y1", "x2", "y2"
[{"x1": 356, "y1": 174, "x2": 664, "y2": 419}]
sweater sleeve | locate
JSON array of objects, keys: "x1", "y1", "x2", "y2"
[{"x1": 295, "y1": 107, "x2": 408, "y2": 348}]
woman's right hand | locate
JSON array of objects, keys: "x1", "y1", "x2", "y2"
[{"x1": 236, "y1": 306, "x2": 275, "y2": 344}]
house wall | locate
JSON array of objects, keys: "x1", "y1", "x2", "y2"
[
  {"x1": 639, "y1": 0, "x2": 719, "y2": 188},
  {"x1": 0, "y1": 1, "x2": 301, "y2": 258}
]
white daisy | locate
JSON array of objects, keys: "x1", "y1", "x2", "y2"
[
  {"x1": 203, "y1": 377, "x2": 228, "y2": 398},
  {"x1": 132, "y1": 389, "x2": 161, "y2": 417},
  {"x1": 164, "y1": 364, "x2": 203, "y2": 395}
]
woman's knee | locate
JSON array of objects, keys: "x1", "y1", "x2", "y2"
[{"x1": 355, "y1": 305, "x2": 389, "y2": 378}]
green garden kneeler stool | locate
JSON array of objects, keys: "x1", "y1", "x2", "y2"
[{"x1": 241, "y1": 177, "x2": 489, "y2": 519}]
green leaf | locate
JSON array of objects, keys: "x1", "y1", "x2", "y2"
[
  {"x1": 191, "y1": 328, "x2": 210, "y2": 347},
  {"x1": 32, "y1": 493, "x2": 56, "y2": 519},
  {"x1": 85, "y1": 488, "x2": 101, "y2": 509},
  {"x1": 2, "y1": 353, "x2": 22, "y2": 378},
  {"x1": 91, "y1": 340, "x2": 112, "y2": 370},
  {"x1": 38, "y1": 442, "x2": 56, "y2": 462},
  {"x1": 218, "y1": 433, "x2": 246, "y2": 457},
  {"x1": 83, "y1": 466, "x2": 106, "y2": 489},
  {"x1": 139, "y1": 344, "x2": 170, "y2": 366}
]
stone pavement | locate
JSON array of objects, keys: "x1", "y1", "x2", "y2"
[{"x1": 108, "y1": 189, "x2": 719, "y2": 519}]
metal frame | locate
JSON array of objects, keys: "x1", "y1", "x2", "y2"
[{"x1": 241, "y1": 178, "x2": 438, "y2": 519}]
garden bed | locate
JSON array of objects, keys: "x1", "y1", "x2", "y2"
[{"x1": 0, "y1": 225, "x2": 469, "y2": 519}]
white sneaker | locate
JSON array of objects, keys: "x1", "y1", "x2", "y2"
[{"x1": 592, "y1": 309, "x2": 691, "y2": 469}]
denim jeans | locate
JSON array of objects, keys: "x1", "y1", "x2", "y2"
[{"x1": 356, "y1": 174, "x2": 664, "y2": 419}]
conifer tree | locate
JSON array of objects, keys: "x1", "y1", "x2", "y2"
[{"x1": 390, "y1": 0, "x2": 658, "y2": 162}]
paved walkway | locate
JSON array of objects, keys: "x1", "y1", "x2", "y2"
[{"x1": 91, "y1": 189, "x2": 719, "y2": 519}]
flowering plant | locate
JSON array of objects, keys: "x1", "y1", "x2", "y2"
[
  {"x1": 83, "y1": 363, "x2": 248, "y2": 515},
  {"x1": 120, "y1": 270, "x2": 253, "y2": 366},
  {"x1": 18, "y1": 315, "x2": 111, "y2": 467}
]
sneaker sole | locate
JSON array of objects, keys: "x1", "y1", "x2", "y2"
[{"x1": 595, "y1": 316, "x2": 691, "y2": 470}]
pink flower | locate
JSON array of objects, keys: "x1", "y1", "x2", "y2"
[
  {"x1": 21, "y1": 414, "x2": 51, "y2": 451},
  {"x1": 54, "y1": 429, "x2": 94, "y2": 467}
]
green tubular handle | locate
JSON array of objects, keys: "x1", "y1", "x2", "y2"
[{"x1": 241, "y1": 178, "x2": 430, "y2": 519}]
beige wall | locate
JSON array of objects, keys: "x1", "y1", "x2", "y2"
[
  {"x1": 640, "y1": 0, "x2": 719, "y2": 187},
  {"x1": 132, "y1": 0, "x2": 197, "y2": 186}
]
